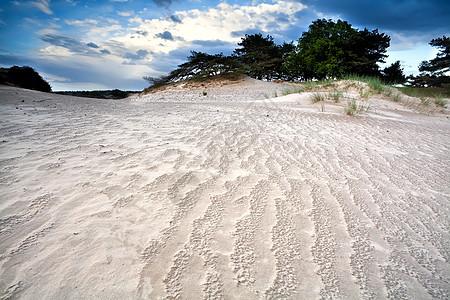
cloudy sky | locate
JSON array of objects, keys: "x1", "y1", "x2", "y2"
[{"x1": 0, "y1": 0, "x2": 449, "y2": 91}]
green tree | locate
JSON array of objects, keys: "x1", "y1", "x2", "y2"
[
  {"x1": 144, "y1": 51, "x2": 245, "y2": 86},
  {"x1": 234, "y1": 34, "x2": 293, "y2": 80},
  {"x1": 346, "y1": 28, "x2": 391, "y2": 76},
  {"x1": 382, "y1": 61, "x2": 406, "y2": 84},
  {"x1": 283, "y1": 19, "x2": 390, "y2": 80},
  {"x1": 409, "y1": 36, "x2": 450, "y2": 87}
]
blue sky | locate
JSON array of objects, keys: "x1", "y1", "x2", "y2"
[{"x1": 0, "y1": 0, "x2": 449, "y2": 91}]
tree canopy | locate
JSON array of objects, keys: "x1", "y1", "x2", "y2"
[
  {"x1": 144, "y1": 51, "x2": 245, "y2": 86},
  {"x1": 409, "y1": 36, "x2": 450, "y2": 87},
  {"x1": 283, "y1": 19, "x2": 390, "y2": 81},
  {"x1": 382, "y1": 61, "x2": 406, "y2": 84},
  {"x1": 234, "y1": 33, "x2": 294, "y2": 80}
]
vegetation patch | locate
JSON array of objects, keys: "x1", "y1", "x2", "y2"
[
  {"x1": 434, "y1": 97, "x2": 448, "y2": 107},
  {"x1": 281, "y1": 85, "x2": 304, "y2": 95},
  {"x1": 328, "y1": 89, "x2": 343, "y2": 102},
  {"x1": 311, "y1": 92, "x2": 325, "y2": 102},
  {"x1": 344, "y1": 98, "x2": 371, "y2": 116}
]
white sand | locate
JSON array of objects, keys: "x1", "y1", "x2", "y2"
[{"x1": 0, "y1": 79, "x2": 449, "y2": 299}]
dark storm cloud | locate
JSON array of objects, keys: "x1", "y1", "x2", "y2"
[
  {"x1": 155, "y1": 31, "x2": 173, "y2": 41},
  {"x1": 87, "y1": 42, "x2": 99, "y2": 48},
  {"x1": 152, "y1": 0, "x2": 173, "y2": 10},
  {"x1": 298, "y1": 0, "x2": 450, "y2": 32}
]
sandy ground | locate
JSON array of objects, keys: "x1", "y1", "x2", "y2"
[{"x1": 0, "y1": 79, "x2": 449, "y2": 299}]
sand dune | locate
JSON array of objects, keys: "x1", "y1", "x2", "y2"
[{"x1": 0, "y1": 80, "x2": 449, "y2": 299}]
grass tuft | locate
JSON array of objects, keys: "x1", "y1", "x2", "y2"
[
  {"x1": 392, "y1": 93, "x2": 401, "y2": 102},
  {"x1": 344, "y1": 99, "x2": 357, "y2": 116},
  {"x1": 329, "y1": 89, "x2": 343, "y2": 102},
  {"x1": 434, "y1": 97, "x2": 448, "y2": 107},
  {"x1": 359, "y1": 87, "x2": 370, "y2": 99},
  {"x1": 344, "y1": 98, "x2": 371, "y2": 116},
  {"x1": 318, "y1": 102, "x2": 326, "y2": 112},
  {"x1": 311, "y1": 92, "x2": 325, "y2": 102},
  {"x1": 281, "y1": 85, "x2": 304, "y2": 95}
]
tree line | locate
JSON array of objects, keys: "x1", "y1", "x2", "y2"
[{"x1": 145, "y1": 19, "x2": 449, "y2": 88}]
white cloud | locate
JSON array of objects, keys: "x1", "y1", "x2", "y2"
[
  {"x1": 32, "y1": 0, "x2": 53, "y2": 15},
  {"x1": 24, "y1": 18, "x2": 42, "y2": 26},
  {"x1": 35, "y1": 28, "x2": 59, "y2": 35},
  {"x1": 117, "y1": 11, "x2": 134, "y2": 17},
  {"x1": 110, "y1": 0, "x2": 305, "y2": 61},
  {"x1": 65, "y1": 19, "x2": 98, "y2": 26},
  {"x1": 105, "y1": 18, "x2": 120, "y2": 24},
  {"x1": 65, "y1": 0, "x2": 78, "y2": 6}
]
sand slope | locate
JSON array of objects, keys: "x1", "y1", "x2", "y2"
[{"x1": 0, "y1": 82, "x2": 449, "y2": 299}]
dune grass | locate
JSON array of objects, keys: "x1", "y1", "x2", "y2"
[
  {"x1": 396, "y1": 85, "x2": 450, "y2": 99},
  {"x1": 344, "y1": 98, "x2": 372, "y2": 116},
  {"x1": 311, "y1": 92, "x2": 325, "y2": 102},
  {"x1": 344, "y1": 74, "x2": 385, "y2": 94},
  {"x1": 434, "y1": 96, "x2": 448, "y2": 107},
  {"x1": 281, "y1": 85, "x2": 304, "y2": 95},
  {"x1": 328, "y1": 89, "x2": 343, "y2": 102}
]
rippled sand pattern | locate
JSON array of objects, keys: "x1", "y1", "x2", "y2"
[{"x1": 0, "y1": 84, "x2": 449, "y2": 299}]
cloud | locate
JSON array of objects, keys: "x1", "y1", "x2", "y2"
[
  {"x1": 32, "y1": 0, "x2": 53, "y2": 15},
  {"x1": 36, "y1": 28, "x2": 59, "y2": 35},
  {"x1": 191, "y1": 39, "x2": 234, "y2": 48},
  {"x1": 155, "y1": 31, "x2": 174, "y2": 41},
  {"x1": 136, "y1": 30, "x2": 148, "y2": 36},
  {"x1": 65, "y1": 0, "x2": 78, "y2": 6},
  {"x1": 169, "y1": 15, "x2": 182, "y2": 23},
  {"x1": 87, "y1": 42, "x2": 99, "y2": 48},
  {"x1": 65, "y1": 19, "x2": 98, "y2": 26},
  {"x1": 100, "y1": 49, "x2": 111, "y2": 54},
  {"x1": 152, "y1": 0, "x2": 173, "y2": 10},
  {"x1": 124, "y1": 49, "x2": 149, "y2": 61},
  {"x1": 297, "y1": 0, "x2": 450, "y2": 33},
  {"x1": 117, "y1": 11, "x2": 134, "y2": 17},
  {"x1": 24, "y1": 18, "x2": 42, "y2": 26},
  {"x1": 123, "y1": 0, "x2": 306, "y2": 56},
  {"x1": 41, "y1": 34, "x2": 85, "y2": 52},
  {"x1": 40, "y1": 34, "x2": 102, "y2": 56}
]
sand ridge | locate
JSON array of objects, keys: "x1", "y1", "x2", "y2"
[{"x1": 0, "y1": 82, "x2": 449, "y2": 299}]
